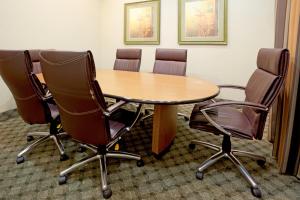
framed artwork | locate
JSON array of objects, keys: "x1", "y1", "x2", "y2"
[
  {"x1": 124, "y1": 0, "x2": 160, "y2": 45},
  {"x1": 178, "y1": 0, "x2": 227, "y2": 45}
]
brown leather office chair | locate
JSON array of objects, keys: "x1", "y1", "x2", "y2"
[
  {"x1": 29, "y1": 49, "x2": 55, "y2": 74},
  {"x1": 113, "y1": 48, "x2": 142, "y2": 72},
  {"x1": 111, "y1": 48, "x2": 143, "y2": 125},
  {"x1": 188, "y1": 48, "x2": 289, "y2": 198},
  {"x1": 29, "y1": 49, "x2": 42, "y2": 74},
  {"x1": 153, "y1": 48, "x2": 187, "y2": 76},
  {"x1": 28, "y1": 49, "x2": 52, "y2": 98},
  {"x1": 0, "y1": 50, "x2": 68, "y2": 164},
  {"x1": 40, "y1": 50, "x2": 144, "y2": 199},
  {"x1": 141, "y1": 48, "x2": 189, "y2": 122}
]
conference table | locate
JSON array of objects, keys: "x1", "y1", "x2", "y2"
[{"x1": 37, "y1": 69, "x2": 219, "y2": 156}]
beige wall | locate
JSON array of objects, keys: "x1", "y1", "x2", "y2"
[
  {"x1": 99, "y1": 0, "x2": 275, "y2": 99},
  {"x1": 0, "y1": 0, "x2": 103, "y2": 113},
  {"x1": 0, "y1": 0, "x2": 275, "y2": 113}
]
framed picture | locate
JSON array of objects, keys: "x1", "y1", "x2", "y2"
[
  {"x1": 124, "y1": 0, "x2": 160, "y2": 45},
  {"x1": 178, "y1": 0, "x2": 227, "y2": 45}
]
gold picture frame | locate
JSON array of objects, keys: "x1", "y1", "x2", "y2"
[
  {"x1": 178, "y1": 0, "x2": 227, "y2": 45},
  {"x1": 124, "y1": 0, "x2": 160, "y2": 45}
]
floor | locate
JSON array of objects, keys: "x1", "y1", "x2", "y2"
[{"x1": 0, "y1": 105, "x2": 299, "y2": 200}]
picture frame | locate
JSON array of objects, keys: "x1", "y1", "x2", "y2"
[
  {"x1": 124, "y1": 0, "x2": 160, "y2": 45},
  {"x1": 178, "y1": 0, "x2": 227, "y2": 45}
]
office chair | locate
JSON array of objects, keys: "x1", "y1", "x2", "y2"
[
  {"x1": 111, "y1": 48, "x2": 143, "y2": 128},
  {"x1": 28, "y1": 49, "x2": 52, "y2": 103},
  {"x1": 110, "y1": 49, "x2": 142, "y2": 101},
  {"x1": 188, "y1": 48, "x2": 289, "y2": 198},
  {"x1": 141, "y1": 48, "x2": 190, "y2": 123},
  {"x1": 29, "y1": 49, "x2": 42, "y2": 74},
  {"x1": 40, "y1": 50, "x2": 144, "y2": 199},
  {"x1": 113, "y1": 48, "x2": 142, "y2": 72},
  {"x1": 0, "y1": 50, "x2": 68, "y2": 164}
]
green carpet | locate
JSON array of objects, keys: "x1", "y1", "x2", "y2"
[{"x1": 0, "y1": 105, "x2": 299, "y2": 200}]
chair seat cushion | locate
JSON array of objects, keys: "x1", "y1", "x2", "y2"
[
  {"x1": 189, "y1": 101, "x2": 254, "y2": 140},
  {"x1": 109, "y1": 108, "x2": 139, "y2": 139},
  {"x1": 109, "y1": 120, "x2": 126, "y2": 139},
  {"x1": 110, "y1": 108, "x2": 139, "y2": 126}
]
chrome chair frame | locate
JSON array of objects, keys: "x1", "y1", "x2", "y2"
[
  {"x1": 58, "y1": 103, "x2": 144, "y2": 199},
  {"x1": 189, "y1": 85, "x2": 269, "y2": 198},
  {"x1": 16, "y1": 119, "x2": 69, "y2": 164},
  {"x1": 16, "y1": 92, "x2": 69, "y2": 164}
]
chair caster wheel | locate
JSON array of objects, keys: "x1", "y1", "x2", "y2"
[
  {"x1": 257, "y1": 160, "x2": 266, "y2": 167},
  {"x1": 27, "y1": 136, "x2": 34, "y2": 142},
  {"x1": 102, "y1": 188, "x2": 112, "y2": 199},
  {"x1": 77, "y1": 146, "x2": 87, "y2": 153},
  {"x1": 184, "y1": 116, "x2": 189, "y2": 121},
  {"x1": 58, "y1": 175, "x2": 67, "y2": 185},
  {"x1": 16, "y1": 156, "x2": 25, "y2": 164},
  {"x1": 196, "y1": 171, "x2": 204, "y2": 180},
  {"x1": 251, "y1": 186, "x2": 262, "y2": 198},
  {"x1": 188, "y1": 143, "x2": 196, "y2": 150},
  {"x1": 60, "y1": 154, "x2": 69, "y2": 161},
  {"x1": 137, "y1": 159, "x2": 144, "y2": 167}
]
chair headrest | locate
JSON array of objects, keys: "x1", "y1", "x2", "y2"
[
  {"x1": 40, "y1": 50, "x2": 88, "y2": 64},
  {"x1": 257, "y1": 48, "x2": 289, "y2": 76},
  {"x1": 155, "y1": 48, "x2": 187, "y2": 62},
  {"x1": 116, "y1": 49, "x2": 141, "y2": 59}
]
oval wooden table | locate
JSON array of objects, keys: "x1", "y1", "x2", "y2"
[{"x1": 38, "y1": 69, "x2": 219, "y2": 156}]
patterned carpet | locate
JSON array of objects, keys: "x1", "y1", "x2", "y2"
[{"x1": 0, "y1": 105, "x2": 299, "y2": 200}]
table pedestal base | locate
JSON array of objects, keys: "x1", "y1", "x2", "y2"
[{"x1": 152, "y1": 105, "x2": 177, "y2": 155}]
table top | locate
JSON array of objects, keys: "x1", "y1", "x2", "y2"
[{"x1": 37, "y1": 69, "x2": 219, "y2": 105}]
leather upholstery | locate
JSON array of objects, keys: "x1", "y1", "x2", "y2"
[
  {"x1": 29, "y1": 50, "x2": 42, "y2": 74},
  {"x1": 109, "y1": 120, "x2": 125, "y2": 139},
  {"x1": 153, "y1": 49, "x2": 187, "y2": 76},
  {"x1": 243, "y1": 48, "x2": 289, "y2": 139},
  {"x1": 0, "y1": 50, "x2": 51, "y2": 124},
  {"x1": 190, "y1": 102, "x2": 253, "y2": 139},
  {"x1": 190, "y1": 48, "x2": 289, "y2": 140},
  {"x1": 257, "y1": 48, "x2": 287, "y2": 75},
  {"x1": 47, "y1": 103, "x2": 60, "y2": 120},
  {"x1": 114, "y1": 49, "x2": 142, "y2": 72},
  {"x1": 40, "y1": 51, "x2": 127, "y2": 146}
]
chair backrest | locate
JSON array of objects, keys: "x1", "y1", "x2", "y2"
[
  {"x1": 113, "y1": 49, "x2": 142, "y2": 72},
  {"x1": 0, "y1": 50, "x2": 48, "y2": 124},
  {"x1": 29, "y1": 50, "x2": 42, "y2": 74},
  {"x1": 243, "y1": 48, "x2": 289, "y2": 139},
  {"x1": 40, "y1": 50, "x2": 110, "y2": 146},
  {"x1": 153, "y1": 48, "x2": 187, "y2": 76}
]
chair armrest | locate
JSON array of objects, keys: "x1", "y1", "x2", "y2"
[
  {"x1": 201, "y1": 110, "x2": 232, "y2": 136},
  {"x1": 105, "y1": 100, "x2": 128, "y2": 116},
  {"x1": 41, "y1": 84, "x2": 53, "y2": 100},
  {"x1": 41, "y1": 93, "x2": 53, "y2": 101},
  {"x1": 199, "y1": 101, "x2": 267, "y2": 137},
  {"x1": 127, "y1": 104, "x2": 143, "y2": 131},
  {"x1": 200, "y1": 101, "x2": 268, "y2": 112},
  {"x1": 215, "y1": 85, "x2": 246, "y2": 102},
  {"x1": 218, "y1": 84, "x2": 246, "y2": 90}
]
